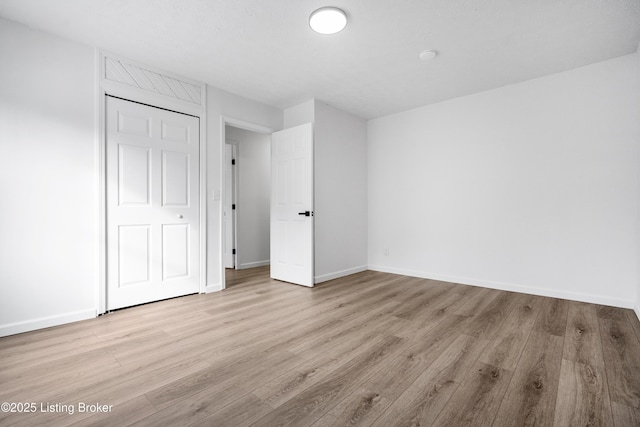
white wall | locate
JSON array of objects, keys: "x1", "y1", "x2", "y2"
[
  {"x1": 0, "y1": 18, "x2": 97, "y2": 335},
  {"x1": 225, "y1": 126, "x2": 271, "y2": 269},
  {"x1": 283, "y1": 99, "x2": 314, "y2": 128},
  {"x1": 368, "y1": 54, "x2": 639, "y2": 308},
  {"x1": 314, "y1": 101, "x2": 368, "y2": 282}
]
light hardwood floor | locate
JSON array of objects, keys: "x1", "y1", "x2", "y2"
[{"x1": 1, "y1": 267, "x2": 639, "y2": 426}]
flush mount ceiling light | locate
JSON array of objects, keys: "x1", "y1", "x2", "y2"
[
  {"x1": 309, "y1": 7, "x2": 347, "y2": 34},
  {"x1": 419, "y1": 49, "x2": 438, "y2": 61}
]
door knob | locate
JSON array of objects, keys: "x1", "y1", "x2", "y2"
[
  {"x1": 177, "y1": 214, "x2": 183, "y2": 219},
  {"x1": 298, "y1": 211, "x2": 313, "y2": 217}
]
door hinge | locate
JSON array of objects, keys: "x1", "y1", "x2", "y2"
[
  {"x1": 231, "y1": 159, "x2": 236, "y2": 165},
  {"x1": 232, "y1": 249, "x2": 236, "y2": 255},
  {"x1": 232, "y1": 204, "x2": 236, "y2": 210}
]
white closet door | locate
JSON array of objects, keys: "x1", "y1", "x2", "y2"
[{"x1": 106, "y1": 96, "x2": 199, "y2": 310}]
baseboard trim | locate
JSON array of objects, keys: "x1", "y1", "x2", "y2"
[
  {"x1": 315, "y1": 265, "x2": 368, "y2": 284},
  {"x1": 0, "y1": 309, "x2": 96, "y2": 338},
  {"x1": 368, "y1": 265, "x2": 633, "y2": 309},
  {"x1": 206, "y1": 283, "x2": 223, "y2": 293},
  {"x1": 238, "y1": 260, "x2": 270, "y2": 269}
]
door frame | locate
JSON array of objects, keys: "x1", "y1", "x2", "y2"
[
  {"x1": 224, "y1": 140, "x2": 238, "y2": 269},
  {"x1": 96, "y1": 51, "x2": 207, "y2": 314},
  {"x1": 219, "y1": 116, "x2": 274, "y2": 290}
]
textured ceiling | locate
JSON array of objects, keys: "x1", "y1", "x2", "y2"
[{"x1": 1, "y1": 0, "x2": 639, "y2": 119}]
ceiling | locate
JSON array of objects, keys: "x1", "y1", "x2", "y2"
[{"x1": 1, "y1": 0, "x2": 639, "y2": 119}]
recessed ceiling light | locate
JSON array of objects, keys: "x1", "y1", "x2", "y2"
[
  {"x1": 309, "y1": 7, "x2": 347, "y2": 35},
  {"x1": 419, "y1": 49, "x2": 438, "y2": 61}
]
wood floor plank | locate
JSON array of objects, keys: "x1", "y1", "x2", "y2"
[
  {"x1": 478, "y1": 293, "x2": 540, "y2": 370},
  {"x1": 431, "y1": 362, "x2": 513, "y2": 426},
  {"x1": 533, "y1": 296, "x2": 569, "y2": 336},
  {"x1": 1, "y1": 267, "x2": 638, "y2": 426},
  {"x1": 132, "y1": 351, "x2": 302, "y2": 426},
  {"x1": 250, "y1": 335, "x2": 408, "y2": 427},
  {"x1": 148, "y1": 277, "x2": 399, "y2": 375},
  {"x1": 611, "y1": 401, "x2": 640, "y2": 427},
  {"x1": 564, "y1": 302, "x2": 606, "y2": 365},
  {"x1": 554, "y1": 359, "x2": 613, "y2": 427},
  {"x1": 252, "y1": 316, "x2": 406, "y2": 409},
  {"x1": 371, "y1": 333, "x2": 489, "y2": 427},
  {"x1": 145, "y1": 349, "x2": 300, "y2": 410},
  {"x1": 360, "y1": 314, "x2": 475, "y2": 406},
  {"x1": 391, "y1": 280, "x2": 450, "y2": 320},
  {"x1": 190, "y1": 393, "x2": 273, "y2": 427},
  {"x1": 454, "y1": 287, "x2": 501, "y2": 317},
  {"x1": 285, "y1": 312, "x2": 473, "y2": 427},
  {"x1": 597, "y1": 305, "x2": 628, "y2": 322},
  {"x1": 404, "y1": 284, "x2": 484, "y2": 331},
  {"x1": 286, "y1": 297, "x2": 404, "y2": 358},
  {"x1": 399, "y1": 287, "x2": 499, "y2": 340},
  {"x1": 462, "y1": 290, "x2": 521, "y2": 339},
  {"x1": 553, "y1": 301, "x2": 613, "y2": 426},
  {"x1": 178, "y1": 315, "x2": 407, "y2": 427},
  {"x1": 598, "y1": 307, "x2": 640, "y2": 409},
  {"x1": 625, "y1": 310, "x2": 640, "y2": 349},
  {"x1": 1, "y1": 350, "x2": 122, "y2": 399},
  {"x1": 492, "y1": 331, "x2": 564, "y2": 427},
  {"x1": 0, "y1": 327, "x2": 100, "y2": 365},
  {"x1": 111, "y1": 285, "x2": 361, "y2": 366},
  {"x1": 310, "y1": 387, "x2": 390, "y2": 427}
]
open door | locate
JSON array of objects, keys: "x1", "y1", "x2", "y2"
[{"x1": 270, "y1": 123, "x2": 314, "y2": 287}]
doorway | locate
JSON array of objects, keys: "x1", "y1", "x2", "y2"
[{"x1": 223, "y1": 124, "x2": 271, "y2": 287}]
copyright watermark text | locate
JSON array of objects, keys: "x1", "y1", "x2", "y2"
[{"x1": 1, "y1": 402, "x2": 113, "y2": 415}]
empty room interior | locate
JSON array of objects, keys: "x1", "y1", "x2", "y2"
[{"x1": 1, "y1": 1, "x2": 640, "y2": 425}]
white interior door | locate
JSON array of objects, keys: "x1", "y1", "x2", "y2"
[
  {"x1": 106, "y1": 96, "x2": 200, "y2": 310},
  {"x1": 270, "y1": 122, "x2": 314, "y2": 287},
  {"x1": 224, "y1": 142, "x2": 235, "y2": 269}
]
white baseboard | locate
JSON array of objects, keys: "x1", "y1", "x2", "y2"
[
  {"x1": 0, "y1": 309, "x2": 96, "y2": 338},
  {"x1": 206, "y1": 283, "x2": 223, "y2": 293},
  {"x1": 368, "y1": 264, "x2": 634, "y2": 309},
  {"x1": 315, "y1": 265, "x2": 368, "y2": 284},
  {"x1": 238, "y1": 260, "x2": 270, "y2": 269}
]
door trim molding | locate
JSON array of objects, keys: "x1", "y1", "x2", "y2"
[
  {"x1": 103, "y1": 55, "x2": 204, "y2": 107},
  {"x1": 224, "y1": 140, "x2": 239, "y2": 270},
  {"x1": 219, "y1": 116, "x2": 275, "y2": 291},
  {"x1": 96, "y1": 50, "x2": 207, "y2": 314}
]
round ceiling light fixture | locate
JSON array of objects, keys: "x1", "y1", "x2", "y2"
[
  {"x1": 309, "y1": 7, "x2": 347, "y2": 35},
  {"x1": 419, "y1": 49, "x2": 438, "y2": 61}
]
